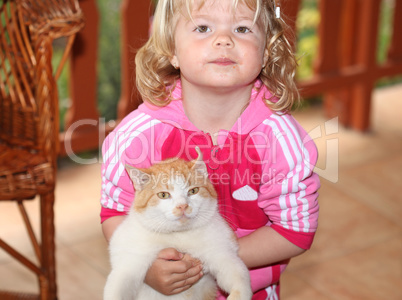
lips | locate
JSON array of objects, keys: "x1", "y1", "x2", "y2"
[{"x1": 210, "y1": 57, "x2": 236, "y2": 66}]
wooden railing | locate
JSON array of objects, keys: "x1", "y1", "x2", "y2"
[{"x1": 60, "y1": 0, "x2": 402, "y2": 157}]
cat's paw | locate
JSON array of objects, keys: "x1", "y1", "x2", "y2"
[{"x1": 227, "y1": 288, "x2": 252, "y2": 300}]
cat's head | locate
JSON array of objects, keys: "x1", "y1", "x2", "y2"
[{"x1": 125, "y1": 147, "x2": 218, "y2": 233}]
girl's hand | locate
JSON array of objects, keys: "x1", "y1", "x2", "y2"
[{"x1": 144, "y1": 248, "x2": 204, "y2": 295}]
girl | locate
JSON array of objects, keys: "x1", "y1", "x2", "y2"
[{"x1": 100, "y1": 0, "x2": 320, "y2": 299}]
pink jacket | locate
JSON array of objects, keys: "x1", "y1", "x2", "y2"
[{"x1": 100, "y1": 80, "x2": 320, "y2": 299}]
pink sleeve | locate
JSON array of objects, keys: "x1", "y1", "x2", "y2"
[
  {"x1": 99, "y1": 111, "x2": 162, "y2": 223},
  {"x1": 256, "y1": 114, "x2": 320, "y2": 249}
]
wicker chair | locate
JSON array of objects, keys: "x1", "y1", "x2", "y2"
[{"x1": 0, "y1": 0, "x2": 84, "y2": 299}]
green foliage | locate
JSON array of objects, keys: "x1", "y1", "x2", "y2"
[
  {"x1": 296, "y1": 0, "x2": 320, "y2": 80},
  {"x1": 97, "y1": 0, "x2": 122, "y2": 122},
  {"x1": 378, "y1": 0, "x2": 394, "y2": 63}
]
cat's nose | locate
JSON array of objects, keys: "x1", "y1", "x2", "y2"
[{"x1": 176, "y1": 204, "x2": 188, "y2": 212}]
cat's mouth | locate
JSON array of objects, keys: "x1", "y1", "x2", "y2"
[
  {"x1": 174, "y1": 205, "x2": 193, "y2": 224},
  {"x1": 178, "y1": 215, "x2": 190, "y2": 224}
]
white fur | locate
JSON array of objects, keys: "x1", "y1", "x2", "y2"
[{"x1": 104, "y1": 169, "x2": 252, "y2": 300}]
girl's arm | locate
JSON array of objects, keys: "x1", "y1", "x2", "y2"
[
  {"x1": 102, "y1": 216, "x2": 203, "y2": 295},
  {"x1": 244, "y1": 114, "x2": 320, "y2": 268},
  {"x1": 102, "y1": 215, "x2": 126, "y2": 243},
  {"x1": 238, "y1": 226, "x2": 305, "y2": 269}
]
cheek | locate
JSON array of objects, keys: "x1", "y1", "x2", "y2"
[
  {"x1": 239, "y1": 37, "x2": 265, "y2": 56},
  {"x1": 148, "y1": 196, "x2": 159, "y2": 207},
  {"x1": 245, "y1": 44, "x2": 266, "y2": 65},
  {"x1": 134, "y1": 192, "x2": 160, "y2": 213},
  {"x1": 187, "y1": 197, "x2": 200, "y2": 210},
  {"x1": 188, "y1": 195, "x2": 212, "y2": 215},
  {"x1": 157, "y1": 199, "x2": 174, "y2": 212},
  {"x1": 176, "y1": 41, "x2": 206, "y2": 65}
]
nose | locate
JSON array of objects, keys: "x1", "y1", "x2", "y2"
[
  {"x1": 176, "y1": 203, "x2": 188, "y2": 212},
  {"x1": 213, "y1": 33, "x2": 234, "y2": 48}
]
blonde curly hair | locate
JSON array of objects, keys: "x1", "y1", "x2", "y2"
[{"x1": 135, "y1": 0, "x2": 299, "y2": 113}]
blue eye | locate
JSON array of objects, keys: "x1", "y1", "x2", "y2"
[
  {"x1": 235, "y1": 26, "x2": 251, "y2": 33},
  {"x1": 195, "y1": 25, "x2": 211, "y2": 33}
]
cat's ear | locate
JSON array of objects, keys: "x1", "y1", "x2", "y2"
[
  {"x1": 125, "y1": 165, "x2": 151, "y2": 191},
  {"x1": 191, "y1": 147, "x2": 208, "y2": 176}
]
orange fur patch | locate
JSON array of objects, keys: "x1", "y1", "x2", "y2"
[
  {"x1": 132, "y1": 158, "x2": 218, "y2": 212},
  {"x1": 203, "y1": 286, "x2": 218, "y2": 300}
]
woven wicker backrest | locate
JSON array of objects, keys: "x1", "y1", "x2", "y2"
[{"x1": 0, "y1": 0, "x2": 83, "y2": 161}]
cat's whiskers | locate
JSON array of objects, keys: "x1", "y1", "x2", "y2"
[
  {"x1": 148, "y1": 214, "x2": 169, "y2": 234},
  {"x1": 218, "y1": 203, "x2": 244, "y2": 217},
  {"x1": 216, "y1": 205, "x2": 243, "y2": 229}
]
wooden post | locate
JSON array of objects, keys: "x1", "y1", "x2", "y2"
[
  {"x1": 313, "y1": 0, "x2": 346, "y2": 123},
  {"x1": 66, "y1": 0, "x2": 100, "y2": 127},
  {"x1": 118, "y1": 0, "x2": 153, "y2": 119},
  {"x1": 314, "y1": 0, "x2": 343, "y2": 76},
  {"x1": 349, "y1": 0, "x2": 381, "y2": 131},
  {"x1": 337, "y1": 0, "x2": 360, "y2": 127},
  {"x1": 40, "y1": 192, "x2": 57, "y2": 300},
  {"x1": 60, "y1": 0, "x2": 101, "y2": 156}
]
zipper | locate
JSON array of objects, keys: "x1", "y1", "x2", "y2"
[
  {"x1": 208, "y1": 146, "x2": 220, "y2": 170},
  {"x1": 204, "y1": 131, "x2": 220, "y2": 170}
]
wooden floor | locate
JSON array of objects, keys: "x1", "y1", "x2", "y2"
[{"x1": 0, "y1": 84, "x2": 401, "y2": 300}]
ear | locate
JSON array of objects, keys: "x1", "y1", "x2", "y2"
[
  {"x1": 191, "y1": 147, "x2": 208, "y2": 176},
  {"x1": 263, "y1": 48, "x2": 269, "y2": 67},
  {"x1": 125, "y1": 165, "x2": 151, "y2": 191},
  {"x1": 170, "y1": 55, "x2": 180, "y2": 69}
]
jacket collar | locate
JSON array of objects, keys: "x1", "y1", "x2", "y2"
[{"x1": 138, "y1": 79, "x2": 275, "y2": 135}]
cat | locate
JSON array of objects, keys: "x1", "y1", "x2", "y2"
[{"x1": 103, "y1": 147, "x2": 252, "y2": 300}]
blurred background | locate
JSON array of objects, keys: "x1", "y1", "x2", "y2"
[
  {"x1": 54, "y1": 0, "x2": 401, "y2": 127},
  {"x1": 1, "y1": 0, "x2": 401, "y2": 299}
]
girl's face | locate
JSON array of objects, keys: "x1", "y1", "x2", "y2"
[{"x1": 170, "y1": 0, "x2": 268, "y2": 93}]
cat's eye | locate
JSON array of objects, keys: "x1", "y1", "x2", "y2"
[
  {"x1": 157, "y1": 192, "x2": 171, "y2": 199},
  {"x1": 188, "y1": 187, "x2": 200, "y2": 196}
]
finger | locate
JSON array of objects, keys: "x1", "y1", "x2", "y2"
[
  {"x1": 160, "y1": 256, "x2": 196, "y2": 275},
  {"x1": 157, "y1": 248, "x2": 184, "y2": 261},
  {"x1": 171, "y1": 263, "x2": 204, "y2": 286},
  {"x1": 168, "y1": 266, "x2": 204, "y2": 295},
  {"x1": 170, "y1": 283, "x2": 194, "y2": 295},
  {"x1": 177, "y1": 273, "x2": 204, "y2": 293},
  {"x1": 181, "y1": 253, "x2": 202, "y2": 266},
  {"x1": 150, "y1": 258, "x2": 201, "y2": 284},
  {"x1": 155, "y1": 262, "x2": 203, "y2": 295}
]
